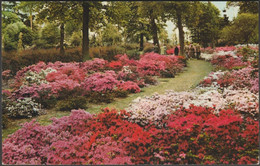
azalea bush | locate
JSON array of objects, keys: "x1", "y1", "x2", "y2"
[
  {"x1": 6, "y1": 97, "x2": 44, "y2": 118},
  {"x1": 200, "y1": 67, "x2": 259, "y2": 93},
  {"x1": 211, "y1": 55, "x2": 248, "y2": 71},
  {"x1": 2, "y1": 107, "x2": 259, "y2": 165}
]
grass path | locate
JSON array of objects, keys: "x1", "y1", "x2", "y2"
[{"x1": 2, "y1": 59, "x2": 212, "y2": 140}]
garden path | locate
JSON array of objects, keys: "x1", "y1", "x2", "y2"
[
  {"x1": 87, "y1": 59, "x2": 212, "y2": 112},
  {"x1": 2, "y1": 59, "x2": 212, "y2": 140}
]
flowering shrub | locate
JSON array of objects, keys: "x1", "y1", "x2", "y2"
[
  {"x1": 211, "y1": 55, "x2": 248, "y2": 70},
  {"x1": 127, "y1": 87, "x2": 259, "y2": 126},
  {"x1": 81, "y1": 71, "x2": 119, "y2": 93},
  {"x1": 150, "y1": 106, "x2": 259, "y2": 164},
  {"x1": 24, "y1": 68, "x2": 56, "y2": 85},
  {"x1": 215, "y1": 46, "x2": 236, "y2": 52},
  {"x1": 81, "y1": 58, "x2": 108, "y2": 72},
  {"x1": 201, "y1": 67, "x2": 259, "y2": 93},
  {"x1": 6, "y1": 97, "x2": 44, "y2": 118},
  {"x1": 107, "y1": 61, "x2": 123, "y2": 70},
  {"x1": 2, "y1": 107, "x2": 259, "y2": 164},
  {"x1": 117, "y1": 81, "x2": 141, "y2": 93},
  {"x1": 2, "y1": 69, "x2": 12, "y2": 80},
  {"x1": 166, "y1": 48, "x2": 174, "y2": 55},
  {"x1": 137, "y1": 59, "x2": 166, "y2": 76},
  {"x1": 136, "y1": 53, "x2": 185, "y2": 76}
]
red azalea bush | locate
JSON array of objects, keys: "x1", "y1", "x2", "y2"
[
  {"x1": 118, "y1": 81, "x2": 141, "y2": 93},
  {"x1": 107, "y1": 61, "x2": 123, "y2": 70},
  {"x1": 211, "y1": 55, "x2": 248, "y2": 70},
  {"x1": 2, "y1": 106, "x2": 259, "y2": 165},
  {"x1": 148, "y1": 106, "x2": 259, "y2": 164},
  {"x1": 166, "y1": 48, "x2": 174, "y2": 55}
]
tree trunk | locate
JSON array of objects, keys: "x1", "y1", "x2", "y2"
[
  {"x1": 139, "y1": 33, "x2": 144, "y2": 51},
  {"x1": 60, "y1": 23, "x2": 65, "y2": 55},
  {"x1": 177, "y1": 13, "x2": 184, "y2": 56},
  {"x1": 82, "y1": 2, "x2": 90, "y2": 61},
  {"x1": 30, "y1": 11, "x2": 33, "y2": 30},
  {"x1": 150, "y1": 10, "x2": 160, "y2": 53}
]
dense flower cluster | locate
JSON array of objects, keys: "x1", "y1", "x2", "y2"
[
  {"x1": 2, "y1": 107, "x2": 259, "y2": 165},
  {"x1": 118, "y1": 81, "x2": 141, "y2": 93},
  {"x1": 2, "y1": 69, "x2": 12, "y2": 80},
  {"x1": 6, "y1": 97, "x2": 44, "y2": 118},
  {"x1": 211, "y1": 55, "x2": 248, "y2": 70},
  {"x1": 10, "y1": 53, "x2": 185, "y2": 105},
  {"x1": 81, "y1": 71, "x2": 119, "y2": 93}
]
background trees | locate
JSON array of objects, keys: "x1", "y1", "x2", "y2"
[
  {"x1": 1, "y1": 1, "x2": 258, "y2": 54},
  {"x1": 221, "y1": 13, "x2": 258, "y2": 45}
]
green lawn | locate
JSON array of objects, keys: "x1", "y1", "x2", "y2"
[{"x1": 2, "y1": 59, "x2": 212, "y2": 140}]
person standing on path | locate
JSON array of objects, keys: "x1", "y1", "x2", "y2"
[
  {"x1": 189, "y1": 44, "x2": 196, "y2": 59},
  {"x1": 174, "y1": 45, "x2": 179, "y2": 56},
  {"x1": 184, "y1": 44, "x2": 189, "y2": 59},
  {"x1": 195, "y1": 44, "x2": 201, "y2": 59}
]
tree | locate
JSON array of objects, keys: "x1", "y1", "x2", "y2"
[
  {"x1": 40, "y1": 22, "x2": 60, "y2": 48},
  {"x1": 221, "y1": 13, "x2": 258, "y2": 45},
  {"x1": 82, "y1": 1, "x2": 90, "y2": 60},
  {"x1": 101, "y1": 23, "x2": 122, "y2": 46},
  {"x1": 82, "y1": 1, "x2": 104, "y2": 61},
  {"x1": 165, "y1": 2, "x2": 193, "y2": 55},
  {"x1": 36, "y1": 1, "x2": 77, "y2": 55},
  {"x1": 188, "y1": 2, "x2": 222, "y2": 47},
  {"x1": 137, "y1": 2, "x2": 167, "y2": 53},
  {"x1": 227, "y1": 1, "x2": 259, "y2": 14},
  {"x1": 15, "y1": 2, "x2": 39, "y2": 30},
  {"x1": 3, "y1": 22, "x2": 34, "y2": 51}
]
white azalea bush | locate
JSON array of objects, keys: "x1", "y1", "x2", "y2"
[
  {"x1": 127, "y1": 87, "x2": 259, "y2": 127},
  {"x1": 23, "y1": 68, "x2": 57, "y2": 85},
  {"x1": 6, "y1": 97, "x2": 45, "y2": 118}
]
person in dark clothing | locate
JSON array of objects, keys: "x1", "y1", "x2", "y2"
[{"x1": 174, "y1": 46, "x2": 179, "y2": 56}]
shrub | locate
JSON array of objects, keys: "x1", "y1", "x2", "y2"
[
  {"x1": 6, "y1": 97, "x2": 44, "y2": 118},
  {"x1": 143, "y1": 45, "x2": 154, "y2": 53},
  {"x1": 143, "y1": 76, "x2": 157, "y2": 85},
  {"x1": 55, "y1": 96, "x2": 88, "y2": 111},
  {"x1": 126, "y1": 49, "x2": 141, "y2": 60},
  {"x1": 86, "y1": 91, "x2": 115, "y2": 103},
  {"x1": 113, "y1": 89, "x2": 128, "y2": 98},
  {"x1": 81, "y1": 72, "x2": 119, "y2": 93},
  {"x1": 2, "y1": 107, "x2": 259, "y2": 165},
  {"x1": 117, "y1": 81, "x2": 141, "y2": 93}
]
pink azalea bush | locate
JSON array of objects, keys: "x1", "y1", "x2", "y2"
[
  {"x1": 81, "y1": 71, "x2": 119, "y2": 93},
  {"x1": 215, "y1": 46, "x2": 236, "y2": 52}
]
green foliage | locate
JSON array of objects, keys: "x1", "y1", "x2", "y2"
[
  {"x1": 40, "y1": 23, "x2": 60, "y2": 48},
  {"x1": 86, "y1": 92, "x2": 115, "y2": 104},
  {"x1": 221, "y1": 13, "x2": 258, "y2": 45},
  {"x1": 227, "y1": 1, "x2": 259, "y2": 14},
  {"x1": 143, "y1": 76, "x2": 157, "y2": 85},
  {"x1": 3, "y1": 22, "x2": 34, "y2": 51},
  {"x1": 113, "y1": 90, "x2": 129, "y2": 98},
  {"x1": 89, "y1": 46, "x2": 125, "y2": 61},
  {"x1": 101, "y1": 23, "x2": 122, "y2": 46},
  {"x1": 2, "y1": 11, "x2": 20, "y2": 29},
  {"x1": 70, "y1": 31, "x2": 82, "y2": 47},
  {"x1": 143, "y1": 44, "x2": 155, "y2": 53},
  {"x1": 126, "y1": 50, "x2": 141, "y2": 60},
  {"x1": 55, "y1": 96, "x2": 88, "y2": 111},
  {"x1": 187, "y1": 2, "x2": 222, "y2": 47}
]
